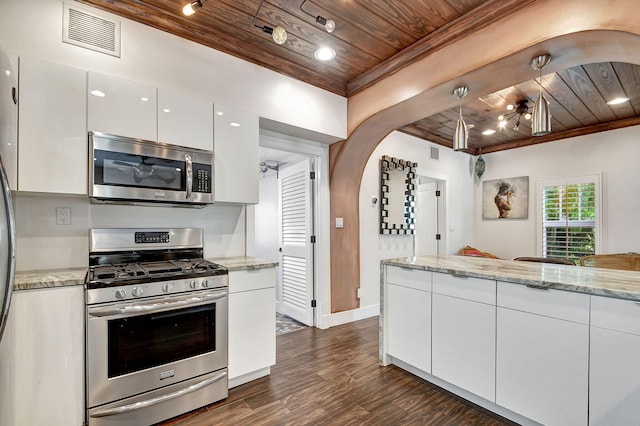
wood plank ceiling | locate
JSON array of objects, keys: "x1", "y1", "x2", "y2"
[{"x1": 76, "y1": 0, "x2": 640, "y2": 153}]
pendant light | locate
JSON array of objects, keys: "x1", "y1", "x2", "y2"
[
  {"x1": 475, "y1": 148, "x2": 486, "y2": 179},
  {"x1": 452, "y1": 86, "x2": 469, "y2": 151},
  {"x1": 531, "y1": 54, "x2": 552, "y2": 136}
]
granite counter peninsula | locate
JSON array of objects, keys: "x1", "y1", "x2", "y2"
[{"x1": 381, "y1": 255, "x2": 640, "y2": 426}]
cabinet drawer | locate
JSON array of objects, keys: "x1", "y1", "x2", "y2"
[
  {"x1": 432, "y1": 272, "x2": 495, "y2": 304},
  {"x1": 591, "y1": 295, "x2": 640, "y2": 335},
  {"x1": 386, "y1": 266, "x2": 431, "y2": 292},
  {"x1": 229, "y1": 268, "x2": 276, "y2": 293},
  {"x1": 497, "y1": 281, "x2": 589, "y2": 324}
]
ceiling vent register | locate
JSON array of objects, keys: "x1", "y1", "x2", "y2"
[{"x1": 63, "y1": 3, "x2": 121, "y2": 58}]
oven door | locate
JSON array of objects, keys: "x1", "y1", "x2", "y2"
[{"x1": 86, "y1": 289, "x2": 227, "y2": 408}]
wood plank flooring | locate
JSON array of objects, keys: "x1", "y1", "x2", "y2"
[{"x1": 160, "y1": 317, "x2": 517, "y2": 425}]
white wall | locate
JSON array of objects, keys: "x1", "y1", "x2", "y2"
[
  {"x1": 359, "y1": 131, "x2": 475, "y2": 309},
  {"x1": 473, "y1": 125, "x2": 640, "y2": 258},
  {"x1": 14, "y1": 194, "x2": 245, "y2": 271},
  {"x1": 0, "y1": 0, "x2": 347, "y2": 140}
]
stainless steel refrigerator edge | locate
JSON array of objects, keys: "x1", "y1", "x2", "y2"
[{"x1": 0, "y1": 45, "x2": 17, "y2": 343}]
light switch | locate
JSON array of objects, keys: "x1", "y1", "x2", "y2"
[{"x1": 335, "y1": 217, "x2": 344, "y2": 228}]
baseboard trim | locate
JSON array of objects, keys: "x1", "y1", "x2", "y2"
[
  {"x1": 228, "y1": 367, "x2": 271, "y2": 389},
  {"x1": 318, "y1": 304, "x2": 379, "y2": 329}
]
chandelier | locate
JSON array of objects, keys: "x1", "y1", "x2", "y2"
[{"x1": 498, "y1": 99, "x2": 532, "y2": 131}]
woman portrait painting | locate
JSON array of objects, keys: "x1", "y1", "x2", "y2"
[{"x1": 482, "y1": 176, "x2": 529, "y2": 219}]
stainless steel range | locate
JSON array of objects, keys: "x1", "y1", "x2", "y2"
[{"x1": 85, "y1": 228, "x2": 228, "y2": 426}]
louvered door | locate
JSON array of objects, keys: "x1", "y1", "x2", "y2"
[{"x1": 278, "y1": 159, "x2": 313, "y2": 326}]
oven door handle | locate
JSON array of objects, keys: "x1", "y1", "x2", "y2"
[
  {"x1": 89, "y1": 371, "x2": 227, "y2": 418},
  {"x1": 88, "y1": 291, "x2": 226, "y2": 318}
]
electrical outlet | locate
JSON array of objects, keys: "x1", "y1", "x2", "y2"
[
  {"x1": 56, "y1": 207, "x2": 71, "y2": 225},
  {"x1": 356, "y1": 287, "x2": 361, "y2": 299}
]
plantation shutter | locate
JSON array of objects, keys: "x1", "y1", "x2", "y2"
[{"x1": 539, "y1": 175, "x2": 601, "y2": 263}]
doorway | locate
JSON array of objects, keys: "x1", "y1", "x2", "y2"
[
  {"x1": 254, "y1": 146, "x2": 317, "y2": 328},
  {"x1": 415, "y1": 175, "x2": 446, "y2": 256}
]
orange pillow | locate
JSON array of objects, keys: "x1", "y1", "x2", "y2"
[{"x1": 460, "y1": 245, "x2": 500, "y2": 259}]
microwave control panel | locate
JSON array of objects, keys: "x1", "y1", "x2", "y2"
[{"x1": 192, "y1": 163, "x2": 212, "y2": 193}]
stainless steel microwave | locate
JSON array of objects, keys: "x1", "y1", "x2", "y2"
[{"x1": 89, "y1": 131, "x2": 214, "y2": 206}]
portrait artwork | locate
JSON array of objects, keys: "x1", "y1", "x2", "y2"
[{"x1": 482, "y1": 176, "x2": 529, "y2": 219}]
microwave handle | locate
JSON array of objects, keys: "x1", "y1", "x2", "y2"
[{"x1": 185, "y1": 153, "x2": 193, "y2": 199}]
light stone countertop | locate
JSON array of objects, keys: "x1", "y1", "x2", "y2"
[
  {"x1": 13, "y1": 268, "x2": 87, "y2": 291},
  {"x1": 13, "y1": 256, "x2": 278, "y2": 291},
  {"x1": 206, "y1": 256, "x2": 278, "y2": 271},
  {"x1": 382, "y1": 255, "x2": 640, "y2": 301}
]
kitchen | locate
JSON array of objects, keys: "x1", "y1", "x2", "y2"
[{"x1": 1, "y1": 0, "x2": 640, "y2": 425}]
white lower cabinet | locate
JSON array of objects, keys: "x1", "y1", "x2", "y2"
[
  {"x1": 384, "y1": 266, "x2": 431, "y2": 372},
  {"x1": 432, "y1": 294, "x2": 496, "y2": 401},
  {"x1": 432, "y1": 273, "x2": 496, "y2": 401},
  {"x1": 0, "y1": 286, "x2": 84, "y2": 426},
  {"x1": 589, "y1": 295, "x2": 640, "y2": 425},
  {"x1": 386, "y1": 283, "x2": 431, "y2": 372},
  {"x1": 496, "y1": 282, "x2": 589, "y2": 426},
  {"x1": 228, "y1": 268, "x2": 276, "y2": 387}
]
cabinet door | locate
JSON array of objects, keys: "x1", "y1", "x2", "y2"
[
  {"x1": 214, "y1": 105, "x2": 258, "y2": 203},
  {"x1": 0, "y1": 49, "x2": 18, "y2": 190},
  {"x1": 496, "y1": 307, "x2": 588, "y2": 426},
  {"x1": 386, "y1": 283, "x2": 431, "y2": 373},
  {"x1": 18, "y1": 57, "x2": 87, "y2": 194},
  {"x1": 228, "y1": 287, "x2": 276, "y2": 381},
  {"x1": 158, "y1": 89, "x2": 213, "y2": 151},
  {"x1": 0, "y1": 287, "x2": 84, "y2": 426},
  {"x1": 88, "y1": 72, "x2": 157, "y2": 140},
  {"x1": 432, "y1": 293, "x2": 495, "y2": 401},
  {"x1": 589, "y1": 327, "x2": 640, "y2": 425}
]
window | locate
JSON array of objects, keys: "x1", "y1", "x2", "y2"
[{"x1": 539, "y1": 175, "x2": 601, "y2": 263}]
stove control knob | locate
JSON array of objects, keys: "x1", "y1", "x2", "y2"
[
  {"x1": 132, "y1": 287, "x2": 144, "y2": 297},
  {"x1": 163, "y1": 283, "x2": 174, "y2": 293},
  {"x1": 202, "y1": 279, "x2": 210, "y2": 288},
  {"x1": 190, "y1": 280, "x2": 199, "y2": 289},
  {"x1": 115, "y1": 289, "x2": 127, "y2": 299}
]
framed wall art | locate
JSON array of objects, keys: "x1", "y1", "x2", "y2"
[{"x1": 482, "y1": 176, "x2": 529, "y2": 219}]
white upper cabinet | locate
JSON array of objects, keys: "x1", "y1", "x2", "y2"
[
  {"x1": 157, "y1": 89, "x2": 213, "y2": 151},
  {"x1": 88, "y1": 72, "x2": 157, "y2": 141},
  {"x1": 0, "y1": 49, "x2": 17, "y2": 190},
  {"x1": 18, "y1": 56, "x2": 87, "y2": 194},
  {"x1": 214, "y1": 105, "x2": 259, "y2": 204}
]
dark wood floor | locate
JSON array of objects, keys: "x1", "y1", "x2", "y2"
[{"x1": 161, "y1": 317, "x2": 517, "y2": 425}]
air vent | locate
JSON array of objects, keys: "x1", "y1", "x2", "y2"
[
  {"x1": 430, "y1": 146, "x2": 439, "y2": 160},
  {"x1": 63, "y1": 3, "x2": 121, "y2": 57}
]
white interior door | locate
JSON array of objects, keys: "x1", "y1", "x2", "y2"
[
  {"x1": 278, "y1": 159, "x2": 314, "y2": 326},
  {"x1": 415, "y1": 180, "x2": 441, "y2": 256}
]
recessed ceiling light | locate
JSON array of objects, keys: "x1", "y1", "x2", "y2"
[
  {"x1": 217, "y1": 111, "x2": 223, "y2": 116},
  {"x1": 163, "y1": 108, "x2": 171, "y2": 113},
  {"x1": 506, "y1": 104, "x2": 514, "y2": 111},
  {"x1": 140, "y1": 97, "x2": 149, "y2": 102},
  {"x1": 482, "y1": 129, "x2": 496, "y2": 136},
  {"x1": 230, "y1": 122, "x2": 240, "y2": 127},
  {"x1": 90, "y1": 89, "x2": 105, "y2": 97},
  {"x1": 314, "y1": 47, "x2": 336, "y2": 61},
  {"x1": 4, "y1": 70, "x2": 10, "y2": 77},
  {"x1": 607, "y1": 97, "x2": 630, "y2": 105}
]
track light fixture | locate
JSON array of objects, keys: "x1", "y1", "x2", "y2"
[
  {"x1": 300, "y1": 0, "x2": 335, "y2": 33},
  {"x1": 531, "y1": 54, "x2": 552, "y2": 136},
  {"x1": 452, "y1": 86, "x2": 469, "y2": 151},
  {"x1": 253, "y1": 0, "x2": 287, "y2": 45},
  {"x1": 182, "y1": 0, "x2": 207, "y2": 16}
]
